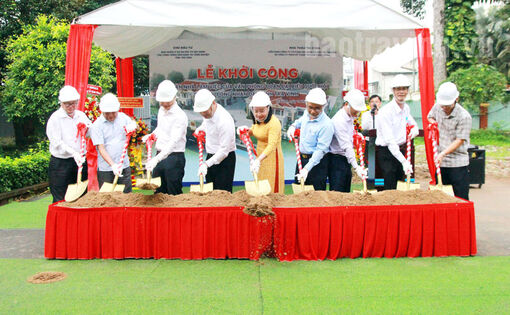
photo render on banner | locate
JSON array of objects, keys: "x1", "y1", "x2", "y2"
[{"x1": 149, "y1": 39, "x2": 343, "y2": 182}]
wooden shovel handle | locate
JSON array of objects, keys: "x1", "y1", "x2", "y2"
[{"x1": 199, "y1": 174, "x2": 204, "y2": 191}]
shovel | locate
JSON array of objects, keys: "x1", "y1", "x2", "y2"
[
  {"x1": 290, "y1": 130, "x2": 314, "y2": 194},
  {"x1": 100, "y1": 129, "x2": 133, "y2": 193},
  {"x1": 65, "y1": 127, "x2": 88, "y2": 202},
  {"x1": 136, "y1": 134, "x2": 161, "y2": 189},
  {"x1": 397, "y1": 124, "x2": 420, "y2": 191},
  {"x1": 240, "y1": 130, "x2": 271, "y2": 196},
  {"x1": 352, "y1": 131, "x2": 377, "y2": 194},
  {"x1": 428, "y1": 124, "x2": 455, "y2": 196},
  {"x1": 397, "y1": 174, "x2": 420, "y2": 191},
  {"x1": 429, "y1": 172, "x2": 454, "y2": 196},
  {"x1": 190, "y1": 131, "x2": 213, "y2": 193}
]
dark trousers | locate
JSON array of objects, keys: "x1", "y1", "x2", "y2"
[
  {"x1": 294, "y1": 153, "x2": 328, "y2": 191},
  {"x1": 97, "y1": 167, "x2": 132, "y2": 193},
  {"x1": 206, "y1": 151, "x2": 236, "y2": 193},
  {"x1": 376, "y1": 145, "x2": 406, "y2": 190},
  {"x1": 153, "y1": 152, "x2": 185, "y2": 195},
  {"x1": 48, "y1": 156, "x2": 88, "y2": 203},
  {"x1": 439, "y1": 166, "x2": 470, "y2": 200},
  {"x1": 327, "y1": 153, "x2": 352, "y2": 192}
]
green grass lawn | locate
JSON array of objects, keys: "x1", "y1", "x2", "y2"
[
  {"x1": 1, "y1": 184, "x2": 508, "y2": 313},
  {"x1": 0, "y1": 256, "x2": 509, "y2": 314}
]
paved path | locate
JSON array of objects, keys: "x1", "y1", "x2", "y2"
[
  {"x1": 470, "y1": 177, "x2": 510, "y2": 256},
  {"x1": 0, "y1": 229, "x2": 44, "y2": 258},
  {"x1": 1, "y1": 177, "x2": 509, "y2": 258}
]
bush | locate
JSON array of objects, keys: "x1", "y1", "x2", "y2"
[
  {"x1": 446, "y1": 64, "x2": 507, "y2": 113},
  {"x1": 0, "y1": 142, "x2": 50, "y2": 193}
]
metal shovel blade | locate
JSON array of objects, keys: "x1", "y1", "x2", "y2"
[
  {"x1": 136, "y1": 173, "x2": 161, "y2": 189},
  {"x1": 99, "y1": 176, "x2": 124, "y2": 193},
  {"x1": 429, "y1": 183, "x2": 455, "y2": 196},
  {"x1": 353, "y1": 180, "x2": 377, "y2": 194},
  {"x1": 190, "y1": 174, "x2": 213, "y2": 193},
  {"x1": 244, "y1": 171, "x2": 271, "y2": 196},
  {"x1": 136, "y1": 177, "x2": 162, "y2": 188},
  {"x1": 99, "y1": 182, "x2": 125, "y2": 192},
  {"x1": 65, "y1": 179, "x2": 88, "y2": 202},
  {"x1": 397, "y1": 175, "x2": 420, "y2": 191},
  {"x1": 292, "y1": 178, "x2": 314, "y2": 194},
  {"x1": 245, "y1": 179, "x2": 272, "y2": 196},
  {"x1": 428, "y1": 174, "x2": 455, "y2": 197},
  {"x1": 189, "y1": 182, "x2": 214, "y2": 193}
]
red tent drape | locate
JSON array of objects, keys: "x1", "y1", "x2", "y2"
[
  {"x1": 415, "y1": 28, "x2": 436, "y2": 184},
  {"x1": 65, "y1": 24, "x2": 97, "y2": 111},
  {"x1": 354, "y1": 60, "x2": 368, "y2": 92},
  {"x1": 65, "y1": 24, "x2": 99, "y2": 191},
  {"x1": 116, "y1": 57, "x2": 134, "y2": 117}
]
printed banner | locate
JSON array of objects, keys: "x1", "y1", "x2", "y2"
[{"x1": 150, "y1": 39, "x2": 343, "y2": 182}]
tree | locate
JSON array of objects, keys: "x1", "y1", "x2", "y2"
[
  {"x1": 433, "y1": 0, "x2": 447, "y2": 88},
  {"x1": 444, "y1": 0, "x2": 477, "y2": 74},
  {"x1": 168, "y1": 71, "x2": 184, "y2": 84},
  {"x1": 447, "y1": 64, "x2": 507, "y2": 113},
  {"x1": 299, "y1": 72, "x2": 313, "y2": 84},
  {"x1": 188, "y1": 69, "x2": 197, "y2": 79},
  {"x1": 313, "y1": 72, "x2": 332, "y2": 85},
  {"x1": 475, "y1": 2, "x2": 510, "y2": 80},
  {"x1": 1, "y1": 15, "x2": 115, "y2": 146},
  {"x1": 150, "y1": 73, "x2": 166, "y2": 91},
  {"x1": 0, "y1": 0, "x2": 117, "y2": 84},
  {"x1": 132, "y1": 55, "x2": 149, "y2": 95},
  {"x1": 400, "y1": 0, "x2": 426, "y2": 19}
]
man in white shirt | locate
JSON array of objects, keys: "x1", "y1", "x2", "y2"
[
  {"x1": 143, "y1": 80, "x2": 188, "y2": 195},
  {"x1": 193, "y1": 89, "x2": 236, "y2": 192},
  {"x1": 328, "y1": 89, "x2": 368, "y2": 192},
  {"x1": 90, "y1": 93, "x2": 137, "y2": 193},
  {"x1": 375, "y1": 74, "x2": 419, "y2": 190},
  {"x1": 361, "y1": 94, "x2": 382, "y2": 131},
  {"x1": 46, "y1": 85, "x2": 92, "y2": 202}
]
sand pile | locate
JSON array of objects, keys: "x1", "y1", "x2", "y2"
[{"x1": 60, "y1": 189, "x2": 463, "y2": 216}]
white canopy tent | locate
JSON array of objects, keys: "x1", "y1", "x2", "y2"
[
  {"x1": 75, "y1": 0, "x2": 424, "y2": 60},
  {"x1": 67, "y1": 0, "x2": 437, "y2": 188}
]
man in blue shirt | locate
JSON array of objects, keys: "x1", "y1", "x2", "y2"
[
  {"x1": 90, "y1": 93, "x2": 137, "y2": 193},
  {"x1": 287, "y1": 88, "x2": 334, "y2": 190}
]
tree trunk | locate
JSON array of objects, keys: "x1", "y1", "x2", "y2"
[
  {"x1": 13, "y1": 117, "x2": 44, "y2": 147},
  {"x1": 433, "y1": 0, "x2": 447, "y2": 87}
]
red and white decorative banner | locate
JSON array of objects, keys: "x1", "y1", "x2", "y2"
[{"x1": 86, "y1": 84, "x2": 102, "y2": 95}]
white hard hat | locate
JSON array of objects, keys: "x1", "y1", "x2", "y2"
[
  {"x1": 305, "y1": 88, "x2": 327, "y2": 106},
  {"x1": 390, "y1": 74, "x2": 411, "y2": 88},
  {"x1": 99, "y1": 93, "x2": 120, "y2": 112},
  {"x1": 156, "y1": 80, "x2": 178, "y2": 102},
  {"x1": 436, "y1": 82, "x2": 459, "y2": 106},
  {"x1": 193, "y1": 89, "x2": 215, "y2": 112},
  {"x1": 344, "y1": 89, "x2": 366, "y2": 112},
  {"x1": 249, "y1": 91, "x2": 271, "y2": 108},
  {"x1": 58, "y1": 85, "x2": 80, "y2": 102}
]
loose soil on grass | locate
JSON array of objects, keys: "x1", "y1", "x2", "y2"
[
  {"x1": 61, "y1": 189, "x2": 462, "y2": 217},
  {"x1": 27, "y1": 272, "x2": 67, "y2": 284}
]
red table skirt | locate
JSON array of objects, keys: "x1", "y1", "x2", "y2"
[
  {"x1": 44, "y1": 203, "x2": 273, "y2": 260},
  {"x1": 45, "y1": 201, "x2": 476, "y2": 261},
  {"x1": 273, "y1": 202, "x2": 477, "y2": 261}
]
